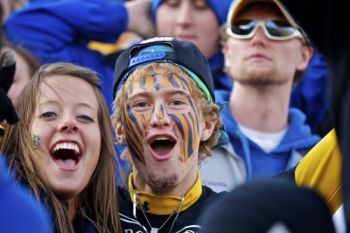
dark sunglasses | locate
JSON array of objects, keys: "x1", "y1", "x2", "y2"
[{"x1": 227, "y1": 19, "x2": 303, "y2": 41}]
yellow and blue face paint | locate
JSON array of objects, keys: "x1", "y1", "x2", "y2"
[{"x1": 122, "y1": 72, "x2": 202, "y2": 163}]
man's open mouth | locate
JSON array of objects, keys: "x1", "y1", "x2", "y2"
[
  {"x1": 149, "y1": 136, "x2": 177, "y2": 157},
  {"x1": 50, "y1": 142, "x2": 82, "y2": 170}
]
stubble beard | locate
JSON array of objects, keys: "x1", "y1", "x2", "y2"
[
  {"x1": 233, "y1": 67, "x2": 286, "y2": 86},
  {"x1": 148, "y1": 172, "x2": 179, "y2": 190}
]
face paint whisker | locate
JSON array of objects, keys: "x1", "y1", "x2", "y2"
[
  {"x1": 124, "y1": 121, "x2": 144, "y2": 161},
  {"x1": 139, "y1": 77, "x2": 146, "y2": 90},
  {"x1": 183, "y1": 113, "x2": 194, "y2": 158},
  {"x1": 127, "y1": 105, "x2": 143, "y2": 133},
  {"x1": 188, "y1": 112, "x2": 199, "y2": 144},
  {"x1": 179, "y1": 76, "x2": 189, "y2": 90},
  {"x1": 168, "y1": 73, "x2": 181, "y2": 88},
  {"x1": 157, "y1": 105, "x2": 166, "y2": 120},
  {"x1": 171, "y1": 114, "x2": 189, "y2": 161},
  {"x1": 188, "y1": 98, "x2": 200, "y2": 117},
  {"x1": 125, "y1": 118, "x2": 143, "y2": 142},
  {"x1": 126, "y1": 134, "x2": 144, "y2": 163},
  {"x1": 128, "y1": 81, "x2": 133, "y2": 96},
  {"x1": 153, "y1": 74, "x2": 161, "y2": 91},
  {"x1": 124, "y1": 106, "x2": 145, "y2": 160},
  {"x1": 141, "y1": 114, "x2": 147, "y2": 134}
]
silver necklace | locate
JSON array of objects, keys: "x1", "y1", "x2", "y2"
[{"x1": 133, "y1": 192, "x2": 185, "y2": 233}]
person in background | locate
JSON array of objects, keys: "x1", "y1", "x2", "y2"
[
  {"x1": 0, "y1": 3, "x2": 51, "y2": 232},
  {"x1": 1, "y1": 43, "x2": 39, "y2": 103},
  {"x1": 3, "y1": 0, "x2": 330, "y2": 134},
  {"x1": 219, "y1": 0, "x2": 319, "y2": 180},
  {"x1": 151, "y1": 0, "x2": 233, "y2": 94},
  {"x1": 112, "y1": 37, "x2": 223, "y2": 233},
  {"x1": 151, "y1": 0, "x2": 331, "y2": 137},
  {"x1": 1, "y1": 62, "x2": 122, "y2": 233},
  {"x1": 4, "y1": 0, "x2": 154, "y2": 111},
  {"x1": 0, "y1": 44, "x2": 39, "y2": 138}
]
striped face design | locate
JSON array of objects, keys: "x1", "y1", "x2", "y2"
[{"x1": 122, "y1": 72, "x2": 202, "y2": 163}]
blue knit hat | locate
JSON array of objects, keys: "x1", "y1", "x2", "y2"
[{"x1": 151, "y1": 0, "x2": 233, "y2": 25}]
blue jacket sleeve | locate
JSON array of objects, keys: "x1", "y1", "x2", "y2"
[
  {"x1": 0, "y1": 156, "x2": 52, "y2": 233},
  {"x1": 4, "y1": 0, "x2": 127, "y2": 64},
  {"x1": 4, "y1": 0, "x2": 128, "y2": 111}
]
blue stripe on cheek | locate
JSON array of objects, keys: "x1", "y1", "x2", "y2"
[
  {"x1": 188, "y1": 99, "x2": 200, "y2": 133},
  {"x1": 124, "y1": 108, "x2": 144, "y2": 162},
  {"x1": 189, "y1": 98, "x2": 199, "y2": 115},
  {"x1": 170, "y1": 113, "x2": 195, "y2": 160},
  {"x1": 125, "y1": 133, "x2": 143, "y2": 162},
  {"x1": 188, "y1": 111, "x2": 199, "y2": 140},
  {"x1": 183, "y1": 113, "x2": 194, "y2": 157},
  {"x1": 170, "y1": 114, "x2": 185, "y2": 140},
  {"x1": 127, "y1": 105, "x2": 142, "y2": 134}
]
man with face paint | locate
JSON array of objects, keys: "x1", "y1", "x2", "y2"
[{"x1": 112, "y1": 36, "x2": 224, "y2": 233}]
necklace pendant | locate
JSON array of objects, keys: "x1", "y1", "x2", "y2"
[{"x1": 150, "y1": 227, "x2": 159, "y2": 233}]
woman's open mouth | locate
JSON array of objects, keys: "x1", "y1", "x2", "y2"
[{"x1": 50, "y1": 142, "x2": 82, "y2": 171}]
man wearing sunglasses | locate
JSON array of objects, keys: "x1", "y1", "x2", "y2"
[{"x1": 220, "y1": 0, "x2": 320, "y2": 179}]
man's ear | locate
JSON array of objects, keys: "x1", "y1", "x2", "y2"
[
  {"x1": 115, "y1": 122, "x2": 125, "y2": 144},
  {"x1": 201, "y1": 119, "x2": 215, "y2": 141},
  {"x1": 222, "y1": 40, "x2": 231, "y2": 69},
  {"x1": 297, "y1": 45, "x2": 313, "y2": 71}
]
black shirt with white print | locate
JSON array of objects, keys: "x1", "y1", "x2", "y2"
[{"x1": 118, "y1": 186, "x2": 223, "y2": 233}]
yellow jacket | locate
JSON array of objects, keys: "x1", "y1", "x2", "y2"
[{"x1": 295, "y1": 129, "x2": 341, "y2": 213}]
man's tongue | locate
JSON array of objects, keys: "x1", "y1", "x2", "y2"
[{"x1": 55, "y1": 159, "x2": 76, "y2": 170}]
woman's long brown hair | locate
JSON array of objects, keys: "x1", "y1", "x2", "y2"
[{"x1": 1, "y1": 62, "x2": 122, "y2": 233}]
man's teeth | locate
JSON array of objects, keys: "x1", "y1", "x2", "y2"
[
  {"x1": 155, "y1": 136, "x2": 171, "y2": 141},
  {"x1": 53, "y1": 143, "x2": 80, "y2": 154}
]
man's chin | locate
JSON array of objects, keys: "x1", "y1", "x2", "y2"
[
  {"x1": 234, "y1": 70, "x2": 287, "y2": 86},
  {"x1": 148, "y1": 173, "x2": 178, "y2": 190}
]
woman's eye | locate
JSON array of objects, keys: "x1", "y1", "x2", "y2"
[
  {"x1": 39, "y1": 111, "x2": 57, "y2": 119},
  {"x1": 77, "y1": 115, "x2": 95, "y2": 123}
]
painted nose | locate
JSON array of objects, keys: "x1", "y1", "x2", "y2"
[{"x1": 150, "y1": 105, "x2": 171, "y2": 128}]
